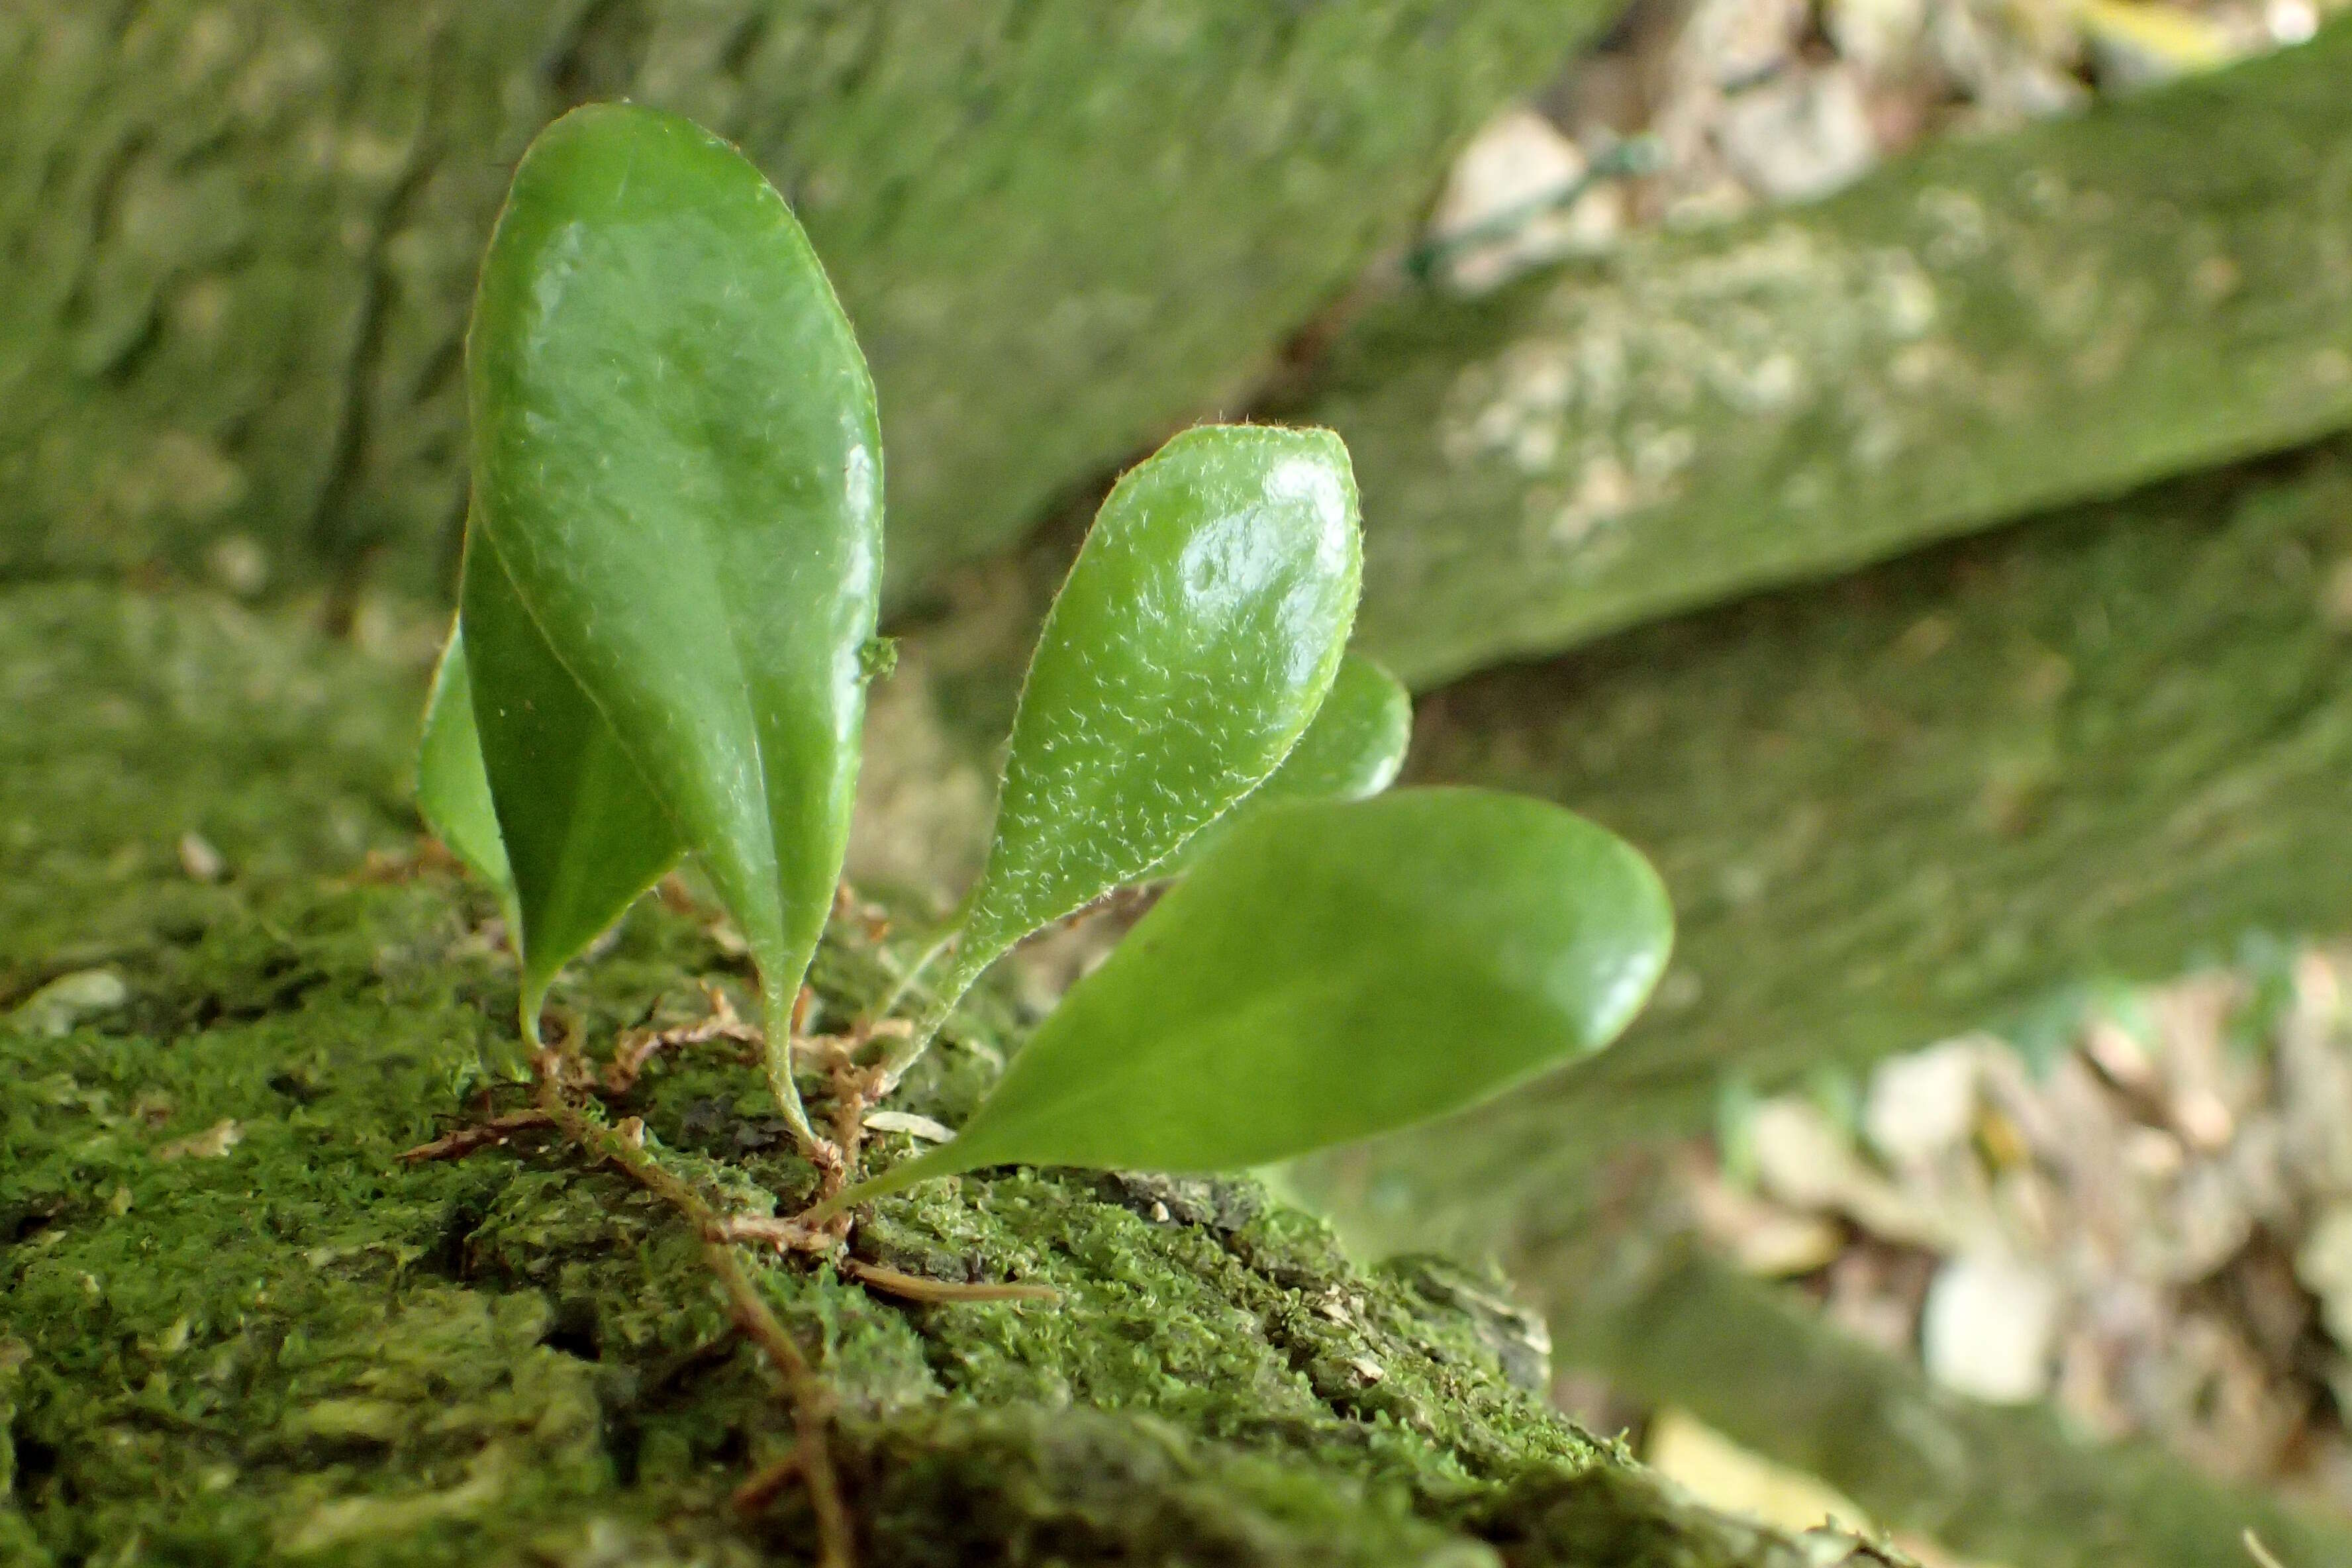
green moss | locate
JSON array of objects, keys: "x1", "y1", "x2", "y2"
[
  {"x1": 2, "y1": 583, "x2": 1825, "y2": 1564},
  {"x1": 0, "y1": 871, "x2": 1582, "y2": 1564}
]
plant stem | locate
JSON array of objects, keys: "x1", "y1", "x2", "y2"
[
  {"x1": 761, "y1": 973, "x2": 828, "y2": 1160},
  {"x1": 2244, "y1": 1532, "x2": 2290, "y2": 1568},
  {"x1": 878, "y1": 928, "x2": 956, "y2": 1019},
  {"x1": 872, "y1": 975, "x2": 968, "y2": 1099},
  {"x1": 801, "y1": 1169, "x2": 906, "y2": 1228}
]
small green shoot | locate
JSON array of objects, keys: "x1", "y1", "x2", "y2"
[
  {"x1": 810, "y1": 789, "x2": 1671, "y2": 1218},
  {"x1": 462, "y1": 103, "x2": 883, "y2": 1146},
  {"x1": 882, "y1": 423, "x2": 1364, "y2": 1081},
  {"x1": 410, "y1": 98, "x2": 1679, "y2": 1557},
  {"x1": 418, "y1": 99, "x2": 1675, "y2": 1214}
]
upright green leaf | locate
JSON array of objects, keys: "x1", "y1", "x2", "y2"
[
  {"x1": 415, "y1": 557, "x2": 687, "y2": 1038},
  {"x1": 823, "y1": 788, "x2": 1673, "y2": 1214},
  {"x1": 1148, "y1": 651, "x2": 1411, "y2": 879},
  {"x1": 415, "y1": 620, "x2": 511, "y2": 903},
  {"x1": 911, "y1": 424, "x2": 1362, "y2": 1038},
  {"x1": 467, "y1": 105, "x2": 883, "y2": 1122},
  {"x1": 461, "y1": 530, "x2": 683, "y2": 1033}
]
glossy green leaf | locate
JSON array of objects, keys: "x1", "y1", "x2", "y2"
[
  {"x1": 466, "y1": 104, "x2": 883, "y2": 1094},
  {"x1": 824, "y1": 788, "x2": 1673, "y2": 1212},
  {"x1": 1148, "y1": 651, "x2": 1411, "y2": 879},
  {"x1": 416, "y1": 619, "x2": 511, "y2": 902},
  {"x1": 413, "y1": 556, "x2": 687, "y2": 1035},
  {"x1": 461, "y1": 530, "x2": 683, "y2": 1031},
  {"x1": 924, "y1": 424, "x2": 1362, "y2": 1020}
]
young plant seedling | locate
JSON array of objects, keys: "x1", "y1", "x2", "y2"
[
  {"x1": 422, "y1": 98, "x2": 1678, "y2": 1204},
  {"x1": 415, "y1": 99, "x2": 1676, "y2": 1559},
  {"x1": 430, "y1": 101, "x2": 882, "y2": 1155}
]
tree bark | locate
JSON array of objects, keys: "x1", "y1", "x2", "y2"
[
  {"x1": 0, "y1": 1, "x2": 1605, "y2": 608},
  {"x1": 1302, "y1": 21, "x2": 2352, "y2": 685}
]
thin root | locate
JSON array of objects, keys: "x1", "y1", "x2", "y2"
[
  {"x1": 603, "y1": 981, "x2": 765, "y2": 1094},
  {"x1": 715, "y1": 1212, "x2": 835, "y2": 1255},
  {"x1": 395, "y1": 1108, "x2": 556, "y2": 1163},
  {"x1": 531, "y1": 1056, "x2": 855, "y2": 1568},
  {"x1": 842, "y1": 1258, "x2": 1058, "y2": 1306},
  {"x1": 411, "y1": 1010, "x2": 869, "y2": 1558},
  {"x1": 732, "y1": 1449, "x2": 805, "y2": 1516},
  {"x1": 607, "y1": 984, "x2": 851, "y2": 1179}
]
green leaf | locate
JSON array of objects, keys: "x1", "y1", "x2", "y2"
[
  {"x1": 413, "y1": 551, "x2": 687, "y2": 1036},
  {"x1": 415, "y1": 619, "x2": 511, "y2": 901},
  {"x1": 926, "y1": 424, "x2": 1363, "y2": 1018},
  {"x1": 466, "y1": 104, "x2": 883, "y2": 1114},
  {"x1": 825, "y1": 788, "x2": 1673, "y2": 1212},
  {"x1": 1149, "y1": 651, "x2": 1410, "y2": 879},
  {"x1": 460, "y1": 530, "x2": 683, "y2": 1031}
]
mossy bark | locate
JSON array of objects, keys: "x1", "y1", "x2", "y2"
[
  {"x1": 1299, "y1": 21, "x2": 2352, "y2": 685},
  {"x1": 1296, "y1": 439, "x2": 2352, "y2": 1256},
  {"x1": 0, "y1": 582, "x2": 1855, "y2": 1565},
  {"x1": 0, "y1": 1, "x2": 1606, "y2": 609}
]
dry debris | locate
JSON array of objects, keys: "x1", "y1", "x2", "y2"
[
  {"x1": 1426, "y1": 0, "x2": 2339, "y2": 291},
  {"x1": 1689, "y1": 946, "x2": 2352, "y2": 1511}
]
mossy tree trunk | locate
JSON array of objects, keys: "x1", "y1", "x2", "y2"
[
  {"x1": 0, "y1": 0, "x2": 1608, "y2": 609},
  {"x1": 1301, "y1": 21, "x2": 2352, "y2": 685},
  {"x1": 0, "y1": 582, "x2": 1873, "y2": 1566}
]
